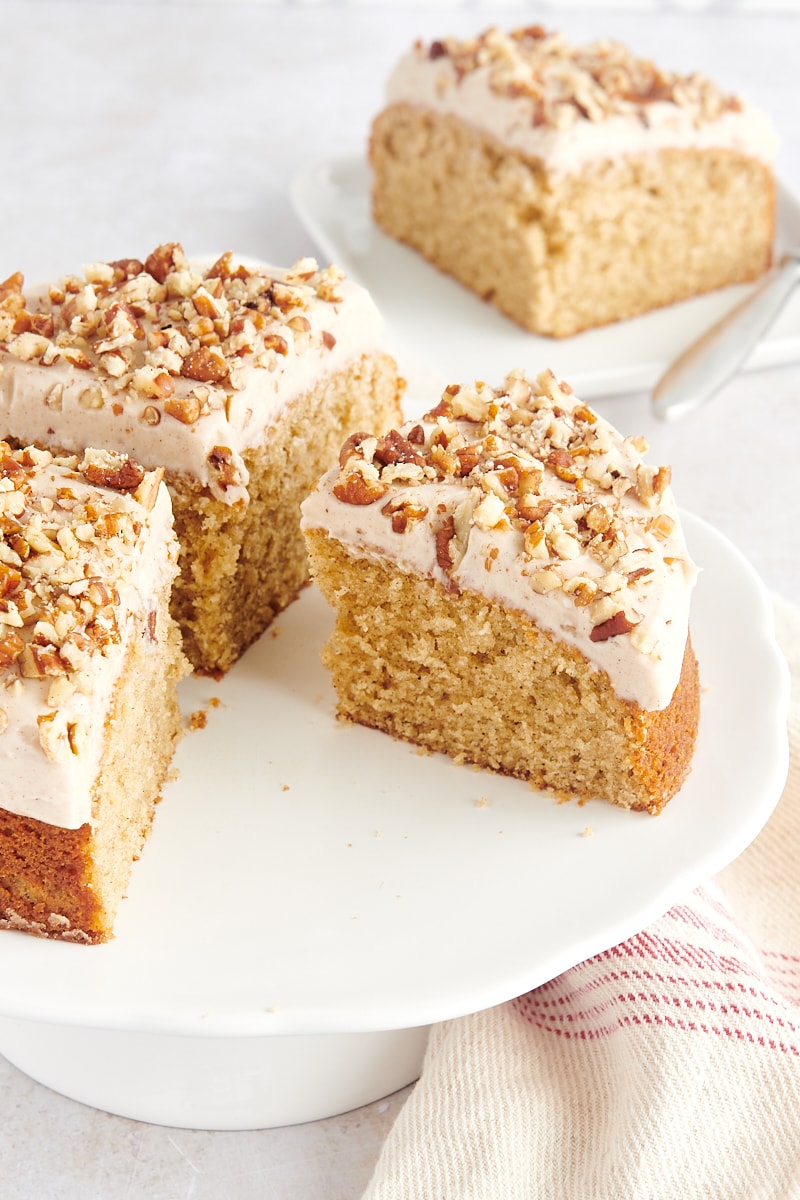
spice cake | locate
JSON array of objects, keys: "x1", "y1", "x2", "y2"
[
  {"x1": 302, "y1": 368, "x2": 700, "y2": 814},
  {"x1": 370, "y1": 26, "x2": 778, "y2": 337},
  {"x1": 0, "y1": 246, "x2": 402, "y2": 673},
  {"x1": 0, "y1": 444, "x2": 187, "y2": 942}
]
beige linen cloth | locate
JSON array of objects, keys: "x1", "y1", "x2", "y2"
[{"x1": 363, "y1": 596, "x2": 800, "y2": 1200}]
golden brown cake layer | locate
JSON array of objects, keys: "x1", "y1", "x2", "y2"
[
  {"x1": 0, "y1": 576, "x2": 186, "y2": 942},
  {"x1": 306, "y1": 528, "x2": 699, "y2": 815},
  {"x1": 371, "y1": 107, "x2": 775, "y2": 338},
  {"x1": 168, "y1": 350, "x2": 402, "y2": 674}
]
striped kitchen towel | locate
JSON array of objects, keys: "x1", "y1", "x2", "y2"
[{"x1": 363, "y1": 594, "x2": 800, "y2": 1200}]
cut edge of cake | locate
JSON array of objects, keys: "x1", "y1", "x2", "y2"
[
  {"x1": 301, "y1": 367, "x2": 701, "y2": 815},
  {"x1": 0, "y1": 443, "x2": 189, "y2": 942}
]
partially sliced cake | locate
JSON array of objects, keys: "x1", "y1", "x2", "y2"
[
  {"x1": 301, "y1": 369, "x2": 700, "y2": 814},
  {"x1": 0, "y1": 444, "x2": 188, "y2": 942},
  {"x1": 370, "y1": 26, "x2": 778, "y2": 337},
  {"x1": 0, "y1": 246, "x2": 403, "y2": 673}
]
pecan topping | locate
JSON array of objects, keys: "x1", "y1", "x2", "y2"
[
  {"x1": 546, "y1": 449, "x2": 579, "y2": 483},
  {"x1": 144, "y1": 242, "x2": 184, "y2": 284},
  {"x1": 164, "y1": 394, "x2": 201, "y2": 425},
  {"x1": 81, "y1": 453, "x2": 145, "y2": 492},
  {"x1": 590, "y1": 611, "x2": 637, "y2": 642},
  {"x1": 415, "y1": 26, "x2": 745, "y2": 130},
  {"x1": 181, "y1": 345, "x2": 229, "y2": 383},
  {"x1": 333, "y1": 470, "x2": 387, "y2": 506},
  {"x1": 435, "y1": 515, "x2": 457, "y2": 573},
  {"x1": 0, "y1": 630, "x2": 24, "y2": 668},
  {"x1": 339, "y1": 432, "x2": 375, "y2": 468},
  {"x1": 373, "y1": 430, "x2": 425, "y2": 468},
  {"x1": 207, "y1": 446, "x2": 242, "y2": 492}
]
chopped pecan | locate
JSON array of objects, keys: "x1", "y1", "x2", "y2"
[
  {"x1": 455, "y1": 445, "x2": 481, "y2": 476},
  {"x1": 381, "y1": 497, "x2": 429, "y2": 533},
  {"x1": 435, "y1": 514, "x2": 457, "y2": 573},
  {"x1": 207, "y1": 446, "x2": 243, "y2": 492},
  {"x1": 108, "y1": 257, "x2": 145, "y2": 281},
  {"x1": 145, "y1": 242, "x2": 185, "y2": 284},
  {"x1": 263, "y1": 333, "x2": 288, "y2": 356},
  {"x1": 165, "y1": 393, "x2": 201, "y2": 425},
  {"x1": 0, "y1": 563, "x2": 23, "y2": 598},
  {"x1": 333, "y1": 469, "x2": 387, "y2": 506},
  {"x1": 590, "y1": 611, "x2": 637, "y2": 642},
  {"x1": 0, "y1": 271, "x2": 24, "y2": 303},
  {"x1": 338, "y1": 432, "x2": 375, "y2": 468},
  {"x1": 374, "y1": 429, "x2": 425, "y2": 468},
  {"x1": 81, "y1": 452, "x2": 145, "y2": 492},
  {"x1": 206, "y1": 251, "x2": 249, "y2": 281},
  {"x1": 546, "y1": 448, "x2": 580, "y2": 483},
  {"x1": 181, "y1": 345, "x2": 229, "y2": 383},
  {"x1": 0, "y1": 630, "x2": 24, "y2": 668}
]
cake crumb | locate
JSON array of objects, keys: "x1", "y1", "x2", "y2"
[
  {"x1": 281, "y1": 784, "x2": 290, "y2": 792},
  {"x1": 475, "y1": 795, "x2": 492, "y2": 808},
  {"x1": 188, "y1": 696, "x2": 223, "y2": 731},
  {"x1": 581, "y1": 825, "x2": 594, "y2": 838}
]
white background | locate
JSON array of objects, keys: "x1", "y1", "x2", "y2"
[{"x1": 1, "y1": 4, "x2": 799, "y2": 1198}]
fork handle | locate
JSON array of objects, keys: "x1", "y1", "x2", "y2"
[{"x1": 652, "y1": 251, "x2": 800, "y2": 422}]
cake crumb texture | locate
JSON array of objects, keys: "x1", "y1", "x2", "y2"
[
  {"x1": 170, "y1": 351, "x2": 402, "y2": 673},
  {"x1": 302, "y1": 368, "x2": 701, "y2": 814},
  {"x1": 306, "y1": 530, "x2": 699, "y2": 815},
  {"x1": 370, "y1": 27, "x2": 776, "y2": 336}
]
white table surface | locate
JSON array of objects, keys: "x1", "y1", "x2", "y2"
[{"x1": 0, "y1": 4, "x2": 798, "y2": 1197}]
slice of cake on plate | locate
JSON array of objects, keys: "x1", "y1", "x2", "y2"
[
  {"x1": 301, "y1": 368, "x2": 700, "y2": 815},
  {"x1": 370, "y1": 25, "x2": 779, "y2": 337},
  {"x1": 0, "y1": 444, "x2": 188, "y2": 942},
  {"x1": 0, "y1": 246, "x2": 403, "y2": 673}
]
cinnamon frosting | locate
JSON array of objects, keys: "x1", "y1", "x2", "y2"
[
  {"x1": 0, "y1": 445, "x2": 180, "y2": 829},
  {"x1": 0, "y1": 246, "x2": 384, "y2": 506},
  {"x1": 383, "y1": 26, "x2": 779, "y2": 175}
]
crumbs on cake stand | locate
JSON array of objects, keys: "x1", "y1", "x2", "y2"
[{"x1": 187, "y1": 695, "x2": 223, "y2": 731}]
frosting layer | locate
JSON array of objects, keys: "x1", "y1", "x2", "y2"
[
  {"x1": 384, "y1": 26, "x2": 780, "y2": 174},
  {"x1": 0, "y1": 444, "x2": 180, "y2": 829},
  {"x1": 0, "y1": 247, "x2": 384, "y2": 505},
  {"x1": 302, "y1": 369, "x2": 698, "y2": 712}
]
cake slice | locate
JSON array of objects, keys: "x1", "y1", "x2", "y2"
[
  {"x1": 370, "y1": 26, "x2": 778, "y2": 337},
  {"x1": 0, "y1": 246, "x2": 402, "y2": 673},
  {"x1": 301, "y1": 369, "x2": 700, "y2": 814},
  {"x1": 0, "y1": 443, "x2": 188, "y2": 942}
]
